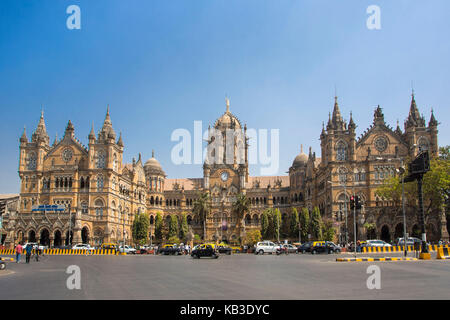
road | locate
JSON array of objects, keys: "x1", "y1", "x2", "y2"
[{"x1": 0, "y1": 252, "x2": 449, "y2": 299}]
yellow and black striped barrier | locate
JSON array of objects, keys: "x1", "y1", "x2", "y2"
[
  {"x1": 362, "y1": 245, "x2": 449, "y2": 253},
  {"x1": 0, "y1": 249, "x2": 117, "y2": 255},
  {"x1": 436, "y1": 247, "x2": 450, "y2": 260},
  {"x1": 337, "y1": 257, "x2": 418, "y2": 262}
]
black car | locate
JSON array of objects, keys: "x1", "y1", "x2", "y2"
[
  {"x1": 298, "y1": 242, "x2": 313, "y2": 254},
  {"x1": 158, "y1": 244, "x2": 182, "y2": 255},
  {"x1": 191, "y1": 244, "x2": 219, "y2": 259},
  {"x1": 310, "y1": 241, "x2": 341, "y2": 254},
  {"x1": 216, "y1": 245, "x2": 232, "y2": 255}
]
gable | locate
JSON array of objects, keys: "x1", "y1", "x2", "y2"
[{"x1": 43, "y1": 135, "x2": 88, "y2": 169}]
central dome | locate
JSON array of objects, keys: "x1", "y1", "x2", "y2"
[
  {"x1": 214, "y1": 98, "x2": 242, "y2": 129},
  {"x1": 292, "y1": 145, "x2": 308, "y2": 167},
  {"x1": 144, "y1": 150, "x2": 165, "y2": 176}
]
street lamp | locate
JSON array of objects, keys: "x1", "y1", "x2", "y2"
[{"x1": 67, "y1": 204, "x2": 72, "y2": 247}]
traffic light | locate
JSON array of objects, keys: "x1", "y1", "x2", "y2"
[
  {"x1": 350, "y1": 196, "x2": 355, "y2": 210},
  {"x1": 355, "y1": 196, "x2": 362, "y2": 210}
]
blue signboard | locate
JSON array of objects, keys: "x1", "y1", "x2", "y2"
[{"x1": 32, "y1": 204, "x2": 66, "y2": 212}]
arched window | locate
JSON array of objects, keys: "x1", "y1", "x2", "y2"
[
  {"x1": 27, "y1": 152, "x2": 37, "y2": 170},
  {"x1": 81, "y1": 201, "x2": 88, "y2": 214},
  {"x1": 97, "y1": 174, "x2": 104, "y2": 190},
  {"x1": 96, "y1": 150, "x2": 106, "y2": 169},
  {"x1": 113, "y1": 153, "x2": 118, "y2": 171},
  {"x1": 336, "y1": 141, "x2": 347, "y2": 161},
  {"x1": 94, "y1": 199, "x2": 104, "y2": 217}
]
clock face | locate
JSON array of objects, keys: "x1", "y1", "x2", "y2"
[
  {"x1": 221, "y1": 171, "x2": 229, "y2": 182},
  {"x1": 374, "y1": 137, "x2": 388, "y2": 152},
  {"x1": 62, "y1": 148, "x2": 73, "y2": 162}
]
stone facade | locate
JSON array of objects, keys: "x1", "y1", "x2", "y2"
[{"x1": 2, "y1": 94, "x2": 446, "y2": 248}]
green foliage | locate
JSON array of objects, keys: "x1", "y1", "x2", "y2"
[
  {"x1": 243, "y1": 229, "x2": 262, "y2": 246},
  {"x1": 299, "y1": 207, "x2": 310, "y2": 242},
  {"x1": 193, "y1": 234, "x2": 201, "y2": 244},
  {"x1": 132, "y1": 212, "x2": 150, "y2": 245},
  {"x1": 289, "y1": 208, "x2": 300, "y2": 239},
  {"x1": 310, "y1": 206, "x2": 323, "y2": 240},
  {"x1": 192, "y1": 192, "x2": 211, "y2": 239},
  {"x1": 260, "y1": 209, "x2": 270, "y2": 239},
  {"x1": 168, "y1": 215, "x2": 179, "y2": 239},
  {"x1": 273, "y1": 209, "x2": 282, "y2": 242},
  {"x1": 167, "y1": 235, "x2": 180, "y2": 244},
  {"x1": 322, "y1": 219, "x2": 335, "y2": 242},
  {"x1": 154, "y1": 212, "x2": 163, "y2": 243},
  {"x1": 179, "y1": 213, "x2": 189, "y2": 241},
  {"x1": 232, "y1": 193, "x2": 250, "y2": 230}
]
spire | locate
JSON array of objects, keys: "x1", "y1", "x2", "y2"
[
  {"x1": 99, "y1": 105, "x2": 116, "y2": 140},
  {"x1": 152, "y1": 149, "x2": 155, "y2": 158},
  {"x1": 395, "y1": 119, "x2": 402, "y2": 135},
  {"x1": 429, "y1": 109, "x2": 438, "y2": 127},
  {"x1": 225, "y1": 97, "x2": 230, "y2": 113},
  {"x1": 20, "y1": 126, "x2": 27, "y2": 143},
  {"x1": 53, "y1": 133, "x2": 58, "y2": 146},
  {"x1": 32, "y1": 110, "x2": 49, "y2": 144},
  {"x1": 64, "y1": 120, "x2": 75, "y2": 138},
  {"x1": 348, "y1": 111, "x2": 356, "y2": 130},
  {"x1": 89, "y1": 122, "x2": 95, "y2": 140},
  {"x1": 117, "y1": 131, "x2": 123, "y2": 147},
  {"x1": 331, "y1": 96, "x2": 345, "y2": 130},
  {"x1": 406, "y1": 91, "x2": 425, "y2": 128},
  {"x1": 301, "y1": 144, "x2": 303, "y2": 153}
]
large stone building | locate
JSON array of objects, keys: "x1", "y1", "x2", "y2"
[{"x1": 1, "y1": 94, "x2": 447, "y2": 248}]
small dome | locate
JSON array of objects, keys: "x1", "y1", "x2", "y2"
[
  {"x1": 144, "y1": 150, "x2": 165, "y2": 175},
  {"x1": 214, "y1": 98, "x2": 242, "y2": 129},
  {"x1": 292, "y1": 145, "x2": 308, "y2": 167}
]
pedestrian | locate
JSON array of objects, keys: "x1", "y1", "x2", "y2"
[
  {"x1": 25, "y1": 244, "x2": 32, "y2": 263},
  {"x1": 356, "y1": 240, "x2": 361, "y2": 253},
  {"x1": 34, "y1": 245, "x2": 40, "y2": 262},
  {"x1": 15, "y1": 243, "x2": 23, "y2": 263}
]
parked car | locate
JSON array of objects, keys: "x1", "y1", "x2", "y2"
[
  {"x1": 24, "y1": 242, "x2": 46, "y2": 251},
  {"x1": 118, "y1": 245, "x2": 136, "y2": 254},
  {"x1": 298, "y1": 241, "x2": 314, "y2": 254},
  {"x1": 255, "y1": 241, "x2": 280, "y2": 255},
  {"x1": 101, "y1": 243, "x2": 118, "y2": 250},
  {"x1": 158, "y1": 244, "x2": 182, "y2": 255},
  {"x1": 215, "y1": 243, "x2": 232, "y2": 255},
  {"x1": 72, "y1": 244, "x2": 95, "y2": 251},
  {"x1": 191, "y1": 244, "x2": 219, "y2": 259},
  {"x1": 310, "y1": 241, "x2": 341, "y2": 254},
  {"x1": 365, "y1": 240, "x2": 392, "y2": 247},
  {"x1": 396, "y1": 237, "x2": 424, "y2": 246},
  {"x1": 282, "y1": 244, "x2": 299, "y2": 254}
]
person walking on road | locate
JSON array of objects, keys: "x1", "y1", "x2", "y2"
[
  {"x1": 25, "y1": 244, "x2": 32, "y2": 263},
  {"x1": 15, "y1": 243, "x2": 23, "y2": 263}
]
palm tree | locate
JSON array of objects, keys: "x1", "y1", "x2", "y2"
[
  {"x1": 192, "y1": 192, "x2": 210, "y2": 240},
  {"x1": 232, "y1": 193, "x2": 250, "y2": 241}
]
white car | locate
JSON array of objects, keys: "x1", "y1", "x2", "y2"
[
  {"x1": 365, "y1": 240, "x2": 392, "y2": 247},
  {"x1": 118, "y1": 245, "x2": 137, "y2": 254},
  {"x1": 255, "y1": 241, "x2": 280, "y2": 255},
  {"x1": 24, "y1": 242, "x2": 47, "y2": 251},
  {"x1": 72, "y1": 244, "x2": 95, "y2": 251}
]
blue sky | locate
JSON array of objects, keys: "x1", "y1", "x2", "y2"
[{"x1": 0, "y1": 0, "x2": 449, "y2": 193}]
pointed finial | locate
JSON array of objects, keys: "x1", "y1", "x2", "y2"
[
  {"x1": 301, "y1": 144, "x2": 303, "y2": 153},
  {"x1": 152, "y1": 149, "x2": 155, "y2": 158},
  {"x1": 225, "y1": 97, "x2": 230, "y2": 113},
  {"x1": 20, "y1": 126, "x2": 28, "y2": 142}
]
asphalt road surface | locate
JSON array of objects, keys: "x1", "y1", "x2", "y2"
[{"x1": 1, "y1": 252, "x2": 449, "y2": 299}]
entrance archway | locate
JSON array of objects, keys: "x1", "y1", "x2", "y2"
[
  {"x1": 82, "y1": 227, "x2": 89, "y2": 244},
  {"x1": 28, "y1": 230, "x2": 36, "y2": 242},
  {"x1": 54, "y1": 230, "x2": 62, "y2": 247},
  {"x1": 394, "y1": 223, "x2": 404, "y2": 240},
  {"x1": 40, "y1": 229, "x2": 50, "y2": 247},
  {"x1": 380, "y1": 225, "x2": 390, "y2": 243},
  {"x1": 366, "y1": 228, "x2": 377, "y2": 240}
]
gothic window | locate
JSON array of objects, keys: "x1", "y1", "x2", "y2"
[
  {"x1": 97, "y1": 174, "x2": 104, "y2": 190},
  {"x1": 27, "y1": 152, "x2": 37, "y2": 170},
  {"x1": 81, "y1": 202, "x2": 88, "y2": 214},
  {"x1": 113, "y1": 153, "x2": 118, "y2": 171},
  {"x1": 96, "y1": 150, "x2": 106, "y2": 169},
  {"x1": 94, "y1": 199, "x2": 104, "y2": 217},
  {"x1": 336, "y1": 141, "x2": 347, "y2": 161},
  {"x1": 338, "y1": 167, "x2": 348, "y2": 183}
]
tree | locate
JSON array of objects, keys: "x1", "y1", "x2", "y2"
[
  {"x1": 168, "y1": 215, "x2": 179, "y2": 239},
  {"x1": 167, "y1": 235, "x2": 180, "y2": 244},
  {"x1": 154, "y1": 212, "x2": 163, "y2": 243},
  {"x1": 273, "y1": 209, "x2": 282, "y2": 242},
  {"x1": 260, "y1": 209, "x2": 270, "y2": 239},
  {"x1": 322, "y1": 219, "x2": 335, "y2": 242},
  {"x1": 192, "y1": 192, "x2": 211, "y2": 240},
  {"x1": 179, "y1": 213, "x2": 189, "y2": 241},
  {"x1": 299, "y1": 207, "x2": 310, "y2": 242},
  {"x1": 310, "y1": 207, "x2": 323, "y2": 240},
  {"x1": 132, "y1": 213, "x2": 150, "y2": 245},
  {"x1": 289, "y1": 208, "x2": 300, "y2": 240},
  {"x1": 243, "y1": 229, "x2": 262, "y2": 246},
  {"x1": 376, "y1": 147, "x2": 450, "y2": 234},
  {"x1": 232, "y1": 193, "x2": 250, "y2": 237}
]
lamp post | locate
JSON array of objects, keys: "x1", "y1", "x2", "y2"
[
  {"x1": 397, "y1": 160, "x2": 408, "y2": 257},
  {"x1": 67, "y1": 204, "x2": 72, "y2": 247}
]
